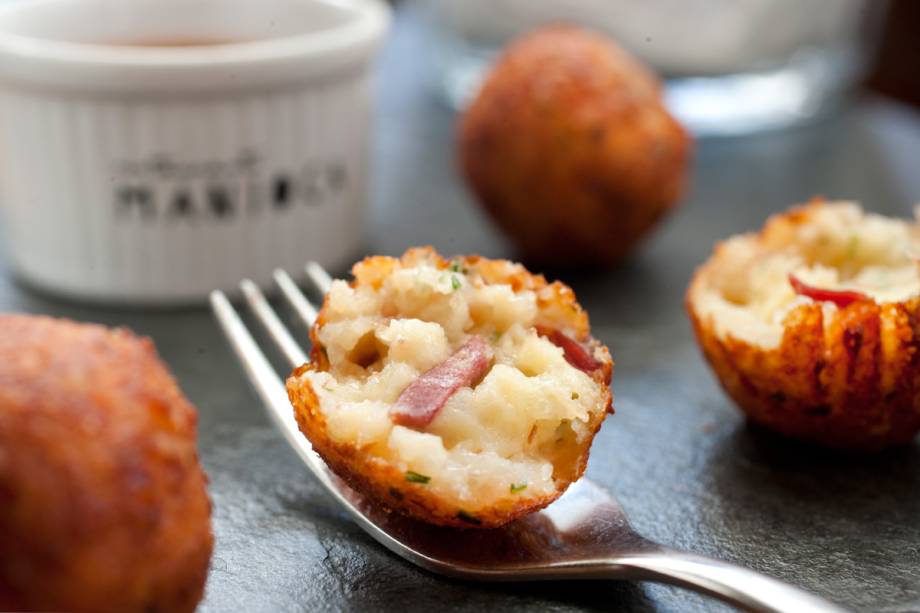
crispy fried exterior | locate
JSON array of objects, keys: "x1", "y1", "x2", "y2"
[
  {"x1": 287, "y1": 247, "x2": 613, "y2": 528},
  {"x1": 0, "y1": 315, "x2": 213, "y2": 612},
  {"x1": 687, "y1": 210, "x2": 920, "y2": 451},
  {"x1": 459, "y1": 25, "x2": 691, "y2": 267}
]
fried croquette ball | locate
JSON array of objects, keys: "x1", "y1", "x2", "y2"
[
  {"x1": 287, "y1": 248, "x2": 613, "y2": 528},
  {"x1": 459, "y1": 25, "x2": 691, "y2": 267},
  {"x1": 0, "y1": 315, "x2": 213, "y2": 612},
  {"x1": 687, "y1": 201, "x2": 920, "y2": 451}
]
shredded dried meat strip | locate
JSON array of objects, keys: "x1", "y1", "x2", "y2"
[
  {"x1": 390, "y1": 335, "x2": 493, "y2": 428},
  {"x1": 788, "y1": 274, "x2": 869, "y2": 308},
  {"x1": 536, "y1": 326, "x2": 602, "y2": 373}
]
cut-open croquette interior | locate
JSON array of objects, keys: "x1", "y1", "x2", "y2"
[
  {"x1": 289, "y1": 248, "x2": 612, "y2": 523},
  {"x1": 692, "y1": 202, "x2": 920, "y2": 348}
]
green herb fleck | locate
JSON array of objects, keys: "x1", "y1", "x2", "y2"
[
  {"x1": 492, "y1": 330, "x2": 503, "y2": 342},
  {"x1": 451, "y1": 275, "x2": 462, "y2": 291},
  {"x1": 456, "y1": 510, "x2": 482, "y2": 525},
  {"x1": 450, "y1": 261, "x2": 461, "y2": 272},
  {"x1": 405, "y1": 471, "x2": 431, "y2": 484},
  {"x1": 846, "y1": 235, "x2": 860, "y2": 259},
  {"x1": 510, "y1": 483, "x2": 528, "y2": 494},
  {"x1": 571, "y1": 392, "x2": 579, "y2": 400}
]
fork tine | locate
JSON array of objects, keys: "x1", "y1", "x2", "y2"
[
  {"x1": 239, "y1": 279, "x2": 308, "y2": 369},
  {"x1": 305, "y1": 261, "x2": 333, "y2": 294},
  {"x1": 209, "y1": 290, "x2": 322, "y2": 472},
  {"x1": 273, "y1": 268, "x2": 318, "y2": 328},
  {"x1": 210, "y1": 289, "x2": 402, "y2": 551}
]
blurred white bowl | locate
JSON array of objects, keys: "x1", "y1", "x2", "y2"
[{"x1": 0, "y1": 0, "x2": 390, "y2": 303}]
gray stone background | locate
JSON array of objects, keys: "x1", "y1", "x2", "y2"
[{"x1": 2, "y1": 4, "x2": 918, "y2": 612}]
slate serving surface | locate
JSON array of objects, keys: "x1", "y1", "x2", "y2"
[{"x1": 2, "y1": 4, "x2": 919, "y2": 612}]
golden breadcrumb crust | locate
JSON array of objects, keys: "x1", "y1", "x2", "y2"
[
  {"x1": 287, "y1": 247, "x2": 613, "y2": 528},
  {"x1": 0, "y1": 315, "x2": 213, "y2": 612},
  {"x1": 459, "y1": 25, "x2": 691, "y2": 266},
  {"x1": 687, "y1": 205, "x2": 920, "y2": 451}
]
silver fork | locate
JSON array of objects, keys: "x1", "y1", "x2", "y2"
[{"x1": 210, "y1": 262, "x2": 847, "y2": 613}]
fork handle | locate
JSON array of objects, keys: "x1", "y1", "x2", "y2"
[{"x1": 604, "y1": 550, "x2": 848, "y2": 613}]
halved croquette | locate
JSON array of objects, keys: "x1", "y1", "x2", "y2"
[{"x1": 287, "y1": 248, "x2": 614, "y2": 527}]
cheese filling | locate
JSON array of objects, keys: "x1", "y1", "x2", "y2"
[
  {"x1": 297, "y1": 254, "x2": 605, "y2": 510},
  {"x1": 693, "y1": 202, "x2": 920, "y2": 348}
]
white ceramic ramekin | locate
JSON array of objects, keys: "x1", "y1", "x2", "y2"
[{"x1": 0, "y1": 0, "x2": 389, "y2": 303}]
